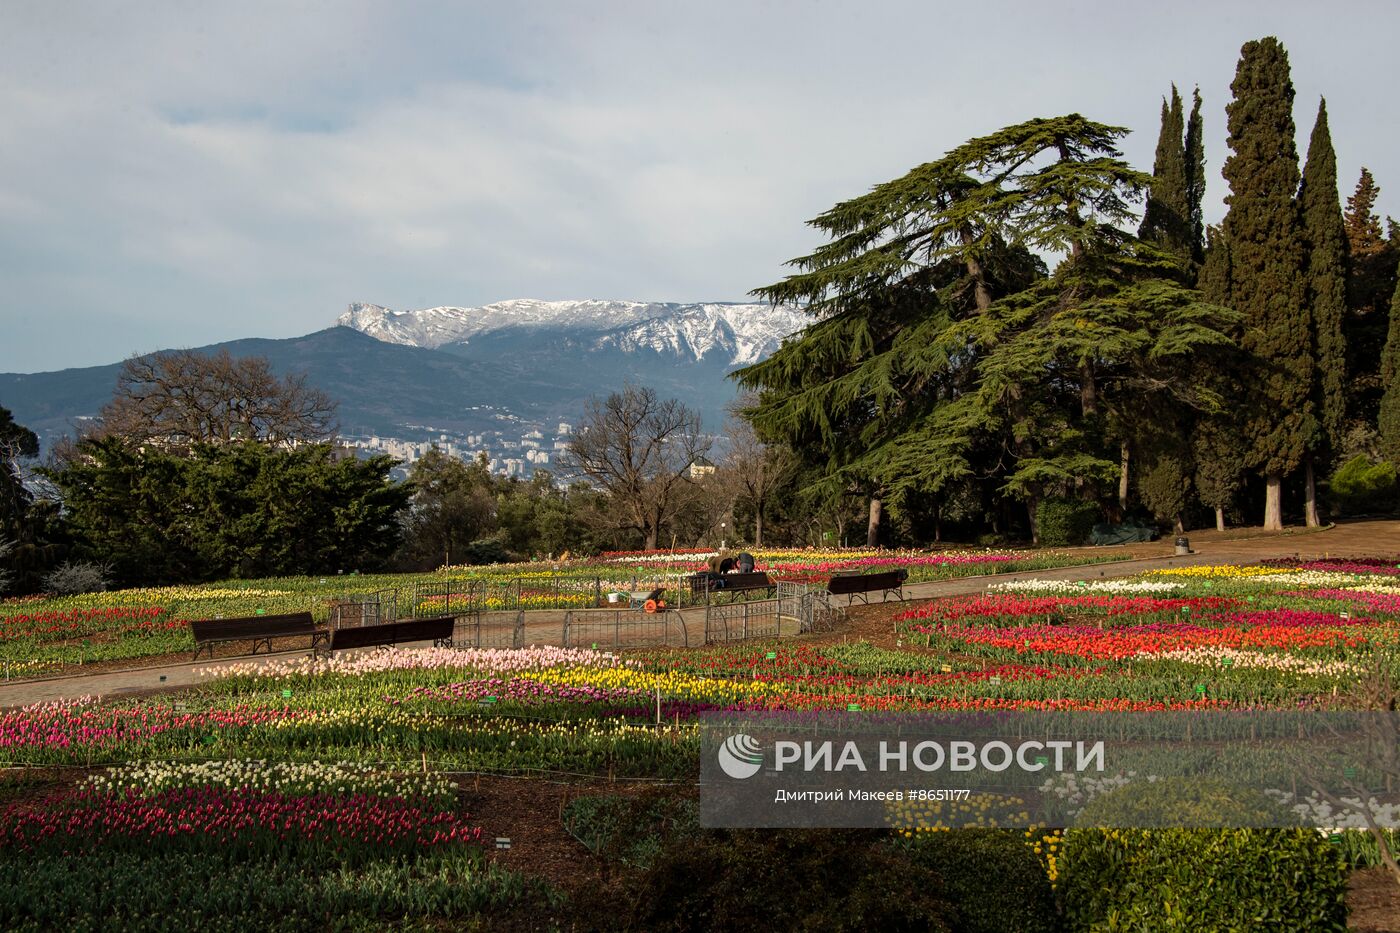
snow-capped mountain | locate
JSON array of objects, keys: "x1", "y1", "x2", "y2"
[
  {"x1": 0, "y1": 299, "x2": 816, "y2": 455},
  {"x1": 337, "y1": 299, "x2": 808, "y2": 366}
]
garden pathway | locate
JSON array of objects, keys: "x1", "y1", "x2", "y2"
[{"x1": 3, "y1": 519, "x2": 1398, "y2": 709}]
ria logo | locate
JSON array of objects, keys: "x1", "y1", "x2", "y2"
[{"x1": 717, "y1": 733, "x2": 764, "y2": 779}]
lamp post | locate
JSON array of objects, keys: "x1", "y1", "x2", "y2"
[{"x1": 720, "y1": 522, "x2": 726, "y2": 551}]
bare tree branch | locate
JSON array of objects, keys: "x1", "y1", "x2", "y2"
[
  {"x1": 564, "y1": 384, "x2": 711, "y2": 549},
  {"x1": 93, "y1": 349, "x2": 338, "y2": 448}
]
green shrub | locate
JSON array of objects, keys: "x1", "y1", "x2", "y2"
[
  {"x1": 0, "y1": 850, "x2": 556, "y2": 932},
  {"x1": 1058, "y1": 828, "x2": 1348, "y2": 932},
  {"x1": 897, "y1": 830, "x2": 1059, "y2": 933},
  {"x1": 1072, "y1": 777, "x2": 1294, "y2": 828},
  {"x1": 463, "y1": 537, "x2": 513, "y2": 565},
  {"x1": 624, "y1": 829, "x2": 954, "y2": 932},
  {"x1": 1328, "y1": 455, "x2": 1397, "y2": 514},
  {"x1": 1036, "y1": 498, "x2": 1100, "y2": 547}
]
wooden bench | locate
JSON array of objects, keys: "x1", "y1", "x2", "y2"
[
  {"x1": 189, "y1": 612, "x2": 326, "y2": 661},
  {"x1": 688, "y1": 571, "x2": 776, "y2": 602},
  {"x1": 826, "y1": 570, "x2": 907, "y2": 604},
  {"x1": 324, "y1": 615, "x2": 456, "y2": 654}
]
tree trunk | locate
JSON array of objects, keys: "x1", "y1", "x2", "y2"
[
  {"x1": 1173, "y1": 515, "x2": 1185, "y2": 535},
  {"x1": 960, "y1": 227, "x2": 993, "y2": 312},
  {"x1": 644, "y1": 527, "x2": 658, "y2": 551},
  {"x1": 1058, "y1": 141, "x2": 1086, "y2": 261},
  {"x1": 866, "y1": 498, "x2": 883, "y2": 548},
  {"x1": 1026, "y1": 496, "x2": 1040, "y2": 546},
  {"x1": 1080, "y1": 360, "x2": 1098, "y2": 418},
  {"x1": 1215, "y1": 506, "x2": 1225, "y2": 532},
  {"x1": 1304, "y1": 458, "x2": 1320, "y2": 527},
  {"x1": 1118, "y1": 441, "x2": 1130, "y2": 517},
  {"x1": 1263, "y1": 474, "x2": 1284, "y2": 531},
  {"x1": 754, "y1": 504, "x2": 764, "y2": 547}
]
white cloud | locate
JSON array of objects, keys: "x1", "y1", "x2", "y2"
[{"x1": 0, "y1": 1, "x2": 1397, "y2": 370}]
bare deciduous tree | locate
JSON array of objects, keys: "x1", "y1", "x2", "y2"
[
  {"x1": 720, "y1": 414, "x2": 793, "y2": 547},
  {"x1": 564, "y1": 385, "x2": 710, "y2": 550},
  {"x1": 95, "y1": 349, "x2": 338, "y2": 448}
]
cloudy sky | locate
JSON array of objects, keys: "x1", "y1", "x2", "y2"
[{"x1": 1, "y1": 1, "x2": 1396, "y2": 372}]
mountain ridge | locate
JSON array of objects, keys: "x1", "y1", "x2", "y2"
[
  {"x1": 1, "y1": 299, "x2": 810, "y2": 452},
  {"x1": 337, "y1": 298, "x2": 807, "y2": 365}
]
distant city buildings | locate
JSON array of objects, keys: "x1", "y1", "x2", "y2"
[{"x1": 342, "y1": 423, "x2": 568, "y2": 479}]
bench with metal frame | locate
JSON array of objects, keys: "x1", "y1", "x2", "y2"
[
  {"x1": 825, "y1": 569, "x2": 907, "y2": 604},
  {"x1": 688, "y1": 571, "x2": 776, "y2": 602},
  {"x1": 189, "y1": 612, "x2": 326, "y2": 661},
  {"x1": 323, "y1": 615, "x2": 456, "y2": 654}
]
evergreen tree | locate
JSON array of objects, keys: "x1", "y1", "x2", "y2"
[
  {"x1": 740, "y1": 115, "x2": 1237, "y2": 543},
  {"x1": 1139, "y1": 86, "x2": 1191, "y2": 258},
  {"x1": 1192, "y1": 226, "x2": 1247, "y2": 531},
  {"x1": 1194, "y1": 417, "x2": 1245, "y2": 531},
  {"x1": 396, "y1": 449, "x2": 499, "y2": 569},
  {"x1": 1380, "y1": 277, "x2": 1400, "y2": 461},
  {"x1": 1343, "y1": 168, "x2": 1400, "y2": 431},
  {"x1": 44, "y1": 439, "x2": 409, "y2": 585},
  {"x1": 1219, "y1": 37, "x2": 1310, "y2": 529},
  {"x1": 1298, "y1": 98, "x2": 1349, "y2": 526},
  {"x1": 1345, "y1": 168, "x2": 1387, "y2": 256},
  {"x1": 0, "y1": 406, "x2": 39, "y2": 543},
  {"x1": 1184, "y1": 87, "x2": 1208, "y2": 265}
]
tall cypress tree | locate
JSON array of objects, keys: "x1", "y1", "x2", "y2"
[
  {"x1": 1193, "y1": 226, "x2": 1246, "y2": 531},
  {"x1": 1298, "y1": 98, "x2": 1349, "y2": 527},
  {"x1": 1220, "y1": 37, "x2": 1310, "y2": 529},
  {"x1": 1133, "y1": 85, "x2": 1207, "y2": 517},
  {"x1": 1380, "y1": 277, "x2": 1400, "y2": 461},
  {"x1": 1184, "y1": 87, "x2": 1207, "y2": 265},
  {"x1": 1139, "y1": 87, "x2": 1191, "y2": 257}
]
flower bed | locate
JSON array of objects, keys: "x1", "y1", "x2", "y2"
[
  {"x1": 0, "y1": 546, "x2": 1125, "y2": 670},
  {"x1": 2, "y1": 554, "x2": 1396, "y2": 928}
]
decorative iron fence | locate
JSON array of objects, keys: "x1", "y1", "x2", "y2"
[
  {"x1": 325, "y1": 588, "x2": 398, "y2": 627},
  {"x1": 450, "y1": 610, "x2": 526, "y2": 649},
  {"x1": 319, "y1": 581, "x2": 840, "y2": 650},
  {"x1": 561, "y1": 608, "x2": 691, "y2": 649}
]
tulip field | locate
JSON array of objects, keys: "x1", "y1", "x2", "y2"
[
  {"x1": 2, "y1": 555, "x2": 1400, "y2": 928},
  {"x1": 0, "y1": 546, "x2": 1118, "y2": 673}
]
